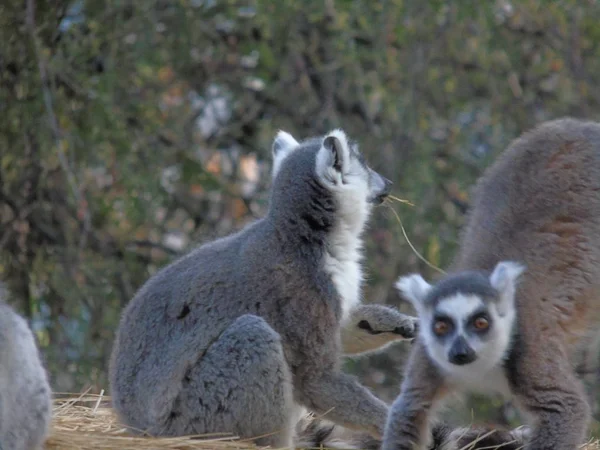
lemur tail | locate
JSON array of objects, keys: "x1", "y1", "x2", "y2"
[
  {"x1": 294, "y1": 414, "x2": 379, "y2": 449},
  {"x1": 294, "y1": 414, "x2": 530, "y2": 450}
]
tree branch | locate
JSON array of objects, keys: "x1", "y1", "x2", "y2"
[{"x1": 26, "y1": 0, "x2": 91, "y2": 251}]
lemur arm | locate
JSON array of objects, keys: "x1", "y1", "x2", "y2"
[
  {"x1": 292, "y1": 305, "x2": 417, "y2": 437},
  {"x1": 382, "y1": 339, "x2": 449, "y2": 450},
  {"x1": 296, "y1": 368, "x2": 390, "y2": 439},
  {"x1": 341, "y1": 304, "x2": 418, "y2": 356}
]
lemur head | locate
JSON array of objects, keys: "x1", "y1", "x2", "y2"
[
  {"x1": 269, "y1": 129, "x2": 392, "y2": 236},
  {"x1": 395, "y1": 261, "x2": 525, "y2": 376}
]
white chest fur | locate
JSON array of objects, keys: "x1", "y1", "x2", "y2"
[
  {"x1": 323, "y1": 248, "x2": 362, "y2": 324},
  {"x1": 449, "y1": 367, "x2": 512, "y2": 398}
]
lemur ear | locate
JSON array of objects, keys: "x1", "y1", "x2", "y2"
[
  {"x1": 323, "y1": 136, "x2": 344, "y2": 172},
  {"x1": 395, "y1": 274, "x2": 432, "y2": 315},
  {"x1": 271, "y1": 130, "x2": 299, "y2": 178},
  {"x1": 489, "y1": 261, "x2": 525, "y2": 316},
  {"x1": 321, "y1": 129, "x2": 351, "y2": 174}
]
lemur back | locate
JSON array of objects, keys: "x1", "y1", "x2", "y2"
[
  {"x1": 0, "y1": 285, "x2": 53, "y2": 450},
  {"x1": 109, "y1": 129, "x2": 394, "y2": 446},
  {"x1": 383, "y1": 118, "x2": 600, "y2": 450},
  {"x1": 453, "y1": 118, "x2": 600, "y2": 399}
]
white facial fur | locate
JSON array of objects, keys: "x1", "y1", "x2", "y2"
[
  {"x1": 316, "y1": 129, "x2": 373, "y2": 237},
  {"x1": 316, "y1": 129, "x2": 391, "y2": 323},
  {"x1": 316, "y1": 130, "x2": 370, "y2": 322},
  {"x1": 395, "y1": 261, "x2": 525, "y2": 393},
  {"x1": 423, "y1": 293, "x2": 515, "y2": 387}
]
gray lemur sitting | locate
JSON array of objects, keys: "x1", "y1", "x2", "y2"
[
  {"x1": 383, "y1": 118, "x2": 600, "y2": 450},
  {"x1": 109, "y1": 128, "x2": 396, "y2": 446},
  {"x1": 0, "y1": 284, "x2": 52, "y2": 450}
]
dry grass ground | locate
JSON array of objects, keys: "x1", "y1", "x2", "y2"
[
  {"x1": 45, "y1": 393, "x2": 600, "y2": 450},
  {"x1": 46, "y1": 393, "x2": 256, "y2": 450}
]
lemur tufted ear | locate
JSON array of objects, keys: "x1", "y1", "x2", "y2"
[
  {"x1": 395, "y1": 274, "x2": 432, "y2": 316},
  {"x1": 271, "y1": 130, "x2": 299, "y2": 178},
  {"x1": 316, "y1": 129, "x2": 352, "y2": 185},
  {"x1": 323, "y1": 136, "x2": 343, "y2": 172},
  {"x1": 489, "y1": 261, "x2": 525, "y2": 316},
  {"x1": 322, "y1": 129, "x2": 350, "y2": 173}
]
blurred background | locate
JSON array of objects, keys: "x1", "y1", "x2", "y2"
[{"x1": 2, "y1": 0, "x2": 600, "y2": 432}]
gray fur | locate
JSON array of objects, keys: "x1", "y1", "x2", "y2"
[
  {"x1": 109, "y1": 129, "x2": 393, "y2": 445},
  {"x1": 301, "y1": 303, "x2": 529, "y2": 450},
  {"x1": 383, "y1": 117, "x2": 600, "y2": 450},
  {"x1": 421, "y1": 271, "x2": 498, "y2": 308},
  {"x1": 341, "y1": 304, "x2": 418, "y2": 356},
  {"x1": 0, "y1": 285, "x2": 52, "y2": 450}
]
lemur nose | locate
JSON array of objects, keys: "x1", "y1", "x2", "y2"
[
  {"x1": 448, "y1": 336, "x2": 477, "y2": 366},
  {"x1": 450, "y1": 351, "x2": 476, "y2": 366}
]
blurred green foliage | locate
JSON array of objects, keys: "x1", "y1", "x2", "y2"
[{"x1": 1, "y1": 0, "x2": 600, "y2": 429}]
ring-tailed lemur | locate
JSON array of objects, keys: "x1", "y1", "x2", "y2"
[
  {"x1": 383, "y1": 117, "x2": 600, "y2": 450},
  {"x1": 110, "y1": 128, "x2": 395, "y2": 446},
  {"x1": 300, "y1": 302, "x2": 530, "y2": 450},
  {"x1": 0, "y1": 284, "x2": 52, "y2": 450}
]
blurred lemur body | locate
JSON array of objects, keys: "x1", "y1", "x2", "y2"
[
  {"x1": 383, "y1": 118, "x2": 600, "y2": 450},
  {"x1": 0, "y1": 285, "x2": 52, "y2": 450},
  {"x1": 110, "y1": 128, "x2": 399, "y2": 446}
]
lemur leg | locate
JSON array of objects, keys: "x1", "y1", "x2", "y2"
[
  {"x1": 512, "y1": 344, "x2": 590, "y2": 450},
  {"x1": 382, "y1": 341, "x2": 448, "y2": 450},
  {"x1": 297, "y1": 368, "x2": 391, "y2": 439},
  {"x1": 156, "y1": 314, "x2": 295, "y2": 447}
]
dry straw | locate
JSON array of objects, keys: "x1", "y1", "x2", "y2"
[
  {"x1": 46, "y1": 391, "x2": 259, "y2": 450},
  {"x1": 45, "y1": 391, "x2": 599, "y2": 449},
  {"x1": 384, "y1": 195, "x2": 446, "y2": 275}
]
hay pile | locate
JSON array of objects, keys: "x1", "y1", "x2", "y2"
[
  {"x1": 584, "y1": 440, "x2": 600, "y2": 450},
  {"x1": 46, "y1": 392, "x2": 258, "y2": 450},
  {"x1": 45, "y1": 392, "x2": 600, "y2": 450}
]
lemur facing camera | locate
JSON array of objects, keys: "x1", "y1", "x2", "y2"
[
  {"x1": 299, "y1": 289, "x2": 530, "y2": 450},
  {"x1": 110, "y1": 128, "x2": 398, "y2": 446},
  {"x1": 382, "y1": 117, "x2": 600, "y2": 450},
  {"x1": 300, "y1": 301, "x2": 530, "y2": 450}
]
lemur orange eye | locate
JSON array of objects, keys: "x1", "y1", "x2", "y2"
[
  {"x1": 473, "y1": 317, "x2": 489, "y2": 330},
  {"x1": 433, "y1": 321, "x2": 450, "y2": 336}
]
